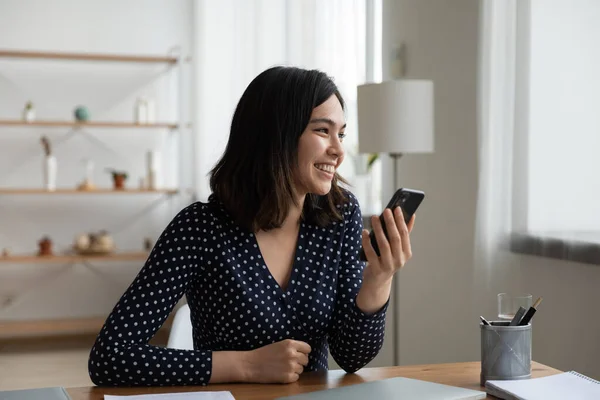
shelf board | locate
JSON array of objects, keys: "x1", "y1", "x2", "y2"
[
  {"x1": 0, "y1": 251, "x2": 148, "y2": 264},
  {"x1": 0, "y1": 317, "x2": 107, "y2": 339},
  {"x1": 0, "y1": 314, "x2": 174, "y2": 340},
  {"x1": 0, "y1": 188, "x2": 178, "y2": 195},
  {"x1": 0, "y1": 120, "x2": 177, "y2": 129},
  {"x1": 0, "y1": 49, "x2": 178, "y2": 64}
]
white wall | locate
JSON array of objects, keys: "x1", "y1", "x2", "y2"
[
  {"x1": 382, "y1": 0, "x2": 600, "y2": 380},
  {"x1": 382, "y1": 0, "x2": 481, "y2": 365},
  {"x1": 0, "y1": 0, "x2": 193, "y2": 320}
]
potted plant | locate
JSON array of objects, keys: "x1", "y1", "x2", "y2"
[
  {"x1": 22, "y1": 101, "x2": 35, "y2": 122},
  {"x1": 38, "y1": 236, "x2": 53, "y2": 256},
  {"x1": 106, "y1": 169, "x2": 128, "y2": 190}
]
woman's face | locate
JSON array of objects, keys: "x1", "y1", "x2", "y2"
[{"x1": 294, "y1": 95, "x2": 346, "y2": 197}]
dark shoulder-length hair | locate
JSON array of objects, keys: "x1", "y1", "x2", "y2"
[{"x1": 209, "y1": 66, "x2": 349, "y2": 232}]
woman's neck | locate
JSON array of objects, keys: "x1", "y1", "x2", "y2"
[
  {"x1": 255, "y1": 194, "x2": 305, "y2": 235},
  {"x1": 279, "y1": 194, "x2": 305, "y2": 232}
]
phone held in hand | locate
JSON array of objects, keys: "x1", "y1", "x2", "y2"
[{"x1": 359, "y1": 188, "x2": 425, "y2": 262}]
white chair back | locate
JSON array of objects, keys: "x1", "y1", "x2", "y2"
[{"x1": 167, "y1": 304, "x2": 194, "y2": 350}]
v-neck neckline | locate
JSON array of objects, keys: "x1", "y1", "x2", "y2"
[{"x1": 252, "y1": 223, "x2": 304, "y2": 296}]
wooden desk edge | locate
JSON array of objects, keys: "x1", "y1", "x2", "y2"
[{"x1": 67, "y1": 361, "x2": 562, "y2": 400}]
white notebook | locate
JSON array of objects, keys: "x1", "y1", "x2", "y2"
[{"x1": 485, "y1": 371, "x2": 600, "y2": 400}]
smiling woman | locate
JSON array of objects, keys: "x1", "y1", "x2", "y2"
[{"x1": 88, "y1": 66, "x2": 417, "y2": 387}]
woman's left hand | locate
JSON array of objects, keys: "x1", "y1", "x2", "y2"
[
  {"x1": 356, "y1": 207, "x2": 415, "y2": 314},
  {"x1": 362, "y1": 207, "x2": 416, "y2": 285}
]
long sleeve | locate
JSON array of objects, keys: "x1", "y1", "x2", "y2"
[
  {"x1": 88, "y1": 203, "x2": 211, "y2": 386},
  {"x1": 327, "y1": 197, "x2": 389, "y2": 373}
]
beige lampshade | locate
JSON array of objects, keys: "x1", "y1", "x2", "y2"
[{"x1": 357, "y1": 80, "x2": 434, "y2": 154}]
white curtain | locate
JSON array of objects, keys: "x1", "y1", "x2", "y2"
[
  {"x1": 192, "y1": 0, "x2": 367, "y2": 201},
  {"x1": 474, "y1": 0, "x2": 525, "y2": 313}
]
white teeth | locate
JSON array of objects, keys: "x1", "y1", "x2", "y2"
[{"x1": 315, "y1": 164, "x2": 334, "y2": 173}]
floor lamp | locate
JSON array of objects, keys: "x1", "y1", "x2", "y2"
[{"x1": 357, "y1": 79, "x2": 435, "y2": 366}]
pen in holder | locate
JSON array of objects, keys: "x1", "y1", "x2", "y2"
[{"x1": 480, "y1": 321, "x2": 532, "y2": 386}]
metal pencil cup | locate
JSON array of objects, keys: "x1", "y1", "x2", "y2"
[{"x1": 480, "y1": 321, "x2": 532, "y2": 386}]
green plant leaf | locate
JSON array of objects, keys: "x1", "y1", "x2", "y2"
[{"x1": 367, "y1": 153, "x2": 379, "y2": 170}]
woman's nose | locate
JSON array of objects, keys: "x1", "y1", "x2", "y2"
[{"x1": 327, "y1": 139, "x2": 344, "y2": 158}]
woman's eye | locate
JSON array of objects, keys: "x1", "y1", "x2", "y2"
[
  {"x1": 315, "y1": 128, "x2": 329, "y2": 134},
  {"x1": 338, "y1": 132, "x2": 346, "y2": 140}
]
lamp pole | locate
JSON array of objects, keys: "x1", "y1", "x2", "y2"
[{"x1": 390, "y1": 152, "x2": 402, "y2": 366}]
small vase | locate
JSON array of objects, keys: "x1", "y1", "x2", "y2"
[
  {"x1": 74, "y1": 106, "x2": 90, "y2": 122},
  {"x1": 23, "y1": 108, "x2": 35, "y2": 122},
  {"x1": 146, "y1": 151, "x2": 161, "y2": 189},
  {"x1": 43, "y1": 155, "x2": 57, "y2": 191}
]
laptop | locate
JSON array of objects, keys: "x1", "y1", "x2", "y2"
[{"x1": 275, "y1": 377, "x2": 486, "y2": 400}]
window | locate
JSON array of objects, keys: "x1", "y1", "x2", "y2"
[
  {"x1": 525, "y1": 0, "x2": 600, "y2": 233},
  {"x1": 510, "y1": 0, "x2": 600, "y2": 263}
]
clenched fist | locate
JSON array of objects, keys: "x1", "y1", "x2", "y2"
[{"x1": 241, "y1": 339, "x2": 311, "y2": 383}]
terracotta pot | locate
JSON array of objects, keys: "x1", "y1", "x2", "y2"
[
  {"x1": 113, "y1": 175, "x2": 126, "y2": 190},
  {"x1": 38, "y1": 238, "x2": 53, "y2": 256}
]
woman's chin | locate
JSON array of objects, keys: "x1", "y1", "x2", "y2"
[{"x1": 310, "y1": 184, "x2": 332, "y2": 196}]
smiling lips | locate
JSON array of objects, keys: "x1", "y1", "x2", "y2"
[{"x1": 315, "y1": 163, "x2": 335, "y2": 179}]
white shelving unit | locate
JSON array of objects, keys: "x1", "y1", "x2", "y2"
[{"x1": 0, "y1": 49, "x2": 189, "y2": 336}]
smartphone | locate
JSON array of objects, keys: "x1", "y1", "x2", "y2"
[{"x1": 359, "y1": 188, "x2": 425, "y2": 262}]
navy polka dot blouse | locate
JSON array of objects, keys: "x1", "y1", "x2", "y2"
[{"x1": 88, "y1": 192, "x2": 388, "y2": 386}]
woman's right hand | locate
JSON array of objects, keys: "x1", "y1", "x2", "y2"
[{"x1": 241, "y1": 339, "x2": 311, "y2": 383}]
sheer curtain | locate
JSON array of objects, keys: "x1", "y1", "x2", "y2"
[
  {"x1": 474, "y1": 0, "x2": 526, "y2": 313},
  {"x1": 192, "y1": 0, "x2": 367, "y2": 201}
]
